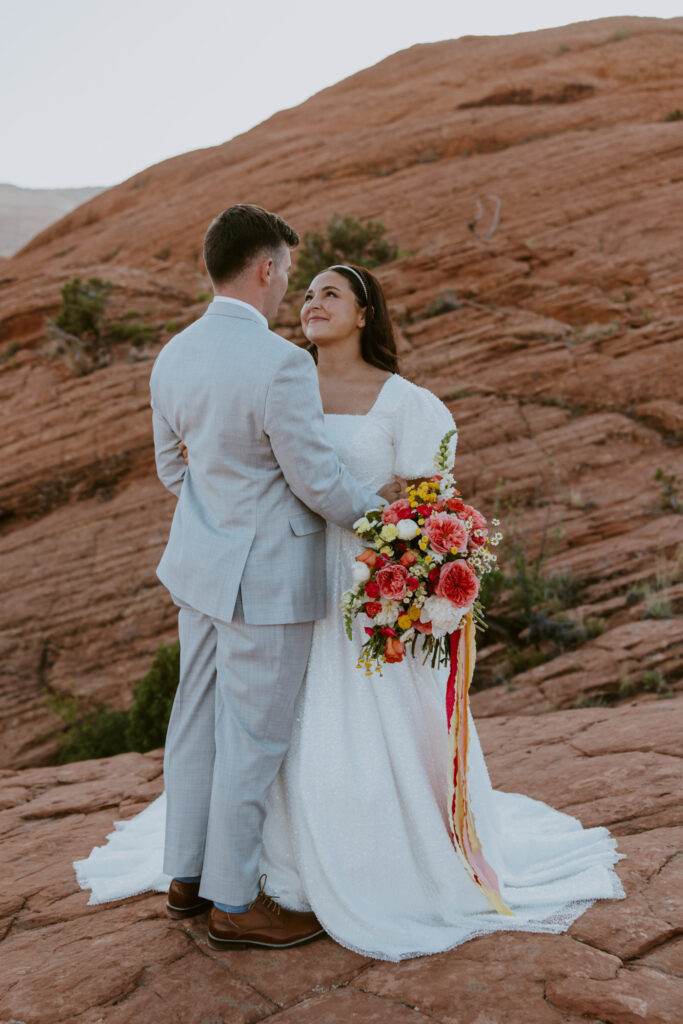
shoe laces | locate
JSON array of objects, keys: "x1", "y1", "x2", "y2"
[{"x1": 250, "y1": 873, "x2": 282, "y2": 916}]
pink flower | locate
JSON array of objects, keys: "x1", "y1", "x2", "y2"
[
  {"x1": 381, "y1": 499, "x2": 414, "y2": 524},
  {"x1": 413, "y1": 620, "x2": 432, "y2": 634},
  {"x1": 435, "y1": 560, "x2": 479, "y2": 607},
  {"x1": 376, "y1": 563, "x2": 409, "y2": 601},
  {"x1": 423, "y1": 513, "x2": 468, "y2": 555},
  {"x1": 460, "y1": 505, "x2": 488, "y2": 537}
]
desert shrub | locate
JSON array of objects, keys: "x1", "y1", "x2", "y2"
[
  {"x1": 57, "y1": 707, "x2": 130, "y2": 763},
  {"x1": 50, "y1": 640, "x2": 180, "y2": 763},
  {"x1": 107, "y1": 321, "x2": 158, "y2": 346},
  {"x1": 665, "y1": 109, "x2": 682, "y2": 122},
  {"x1": 290, "y1": 214, "x2": 399, "y2": 290},
  {"x1": 0, "y1": 340, "x2": 20, "y2": 364},
  {"x1": 126, "y1": 640, "x2": 180, "y2": 752},
  {"x1": 424, "y1": 289, "x2": 461, "y2": 318},
  {"x1": 55, "y1": 276, "x2": 112, "y2": 342},
  {"x1": 654, "y1": 467, "x2": 680, "y2": 513},
  {"x1": 195, "y1": 291, "x2": 212, "y2": 303},
  {"x1": 619, "y1": 669, "x2": 672, "y2": 698}
]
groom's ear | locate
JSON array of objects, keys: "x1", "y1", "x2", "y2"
[{"x1": 257, "y1": 253, "x2": 275, "y2": 284}]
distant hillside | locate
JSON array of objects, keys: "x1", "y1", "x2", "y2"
[{"x1": 0, "y1": 183, "x2": 104, "y2": 256}]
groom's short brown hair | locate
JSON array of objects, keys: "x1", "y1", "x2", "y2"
[{"x1": 204, "y1": 204, "x2": 299, "y2": 284}]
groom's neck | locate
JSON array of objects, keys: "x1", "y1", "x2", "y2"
[{"x1": 214, "y1": 285, "x2": 268, "y2": 318}]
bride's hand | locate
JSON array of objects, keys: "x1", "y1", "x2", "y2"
[
  {"x1": 378, "y1": 477, "x2": 407, "y2": 504},
  {"x1": 178, "y1": 441, "x2": 189, "y2": 466}
]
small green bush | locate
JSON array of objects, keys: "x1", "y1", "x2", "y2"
[
  {"x1": 55, "y1": 276, "x2": 112, "y2": 342},
  {"x1": 665, "y1": 109, "x2": 683, "y2": 122},
  {"x1": 50, "y1": 640, "x2": 180, "y2": 763},
  {"x1": 424, "y1": 289, "x2": 461, "y2": 318},
  {"x1": 126, "y1": 641, "x2": 180, "y2": 752},
  {"x1": 290, "y1": 214, "x2": 399, "y2": 290},
  {"x1": 107, "y1": 321, "x2": 158, "y2": 346}
]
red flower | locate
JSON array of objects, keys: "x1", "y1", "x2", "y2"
[
  {"x1": 364, "y1": 580, "x2": 380, "y2": 599},
  {"x1": 417, "y1": 504, "x2": 432, "y2": 516},
  {"x1": 384, "y1": 637, "x2": 405, "y2": 663},
  {"x1": 407, "y1": 577, "x2": 419, "y2": 590},
  {"x1": 446, "y1": 498, "x2": 465, "y2": 514},
  {"x1": 423, "y1": 512, "x2": 468, "y2": 554},
  {"x1": 399, "y1": 550, "x2": 418, "y2": 567},
  {"x1": 396, "y1": 541, "x2": 407, "y2": 553},
  {"x1": 364, "y1": 627, "x2": 375, "y2": 637},
  {"x1": 376, "y1": 563, "x2": 409, "y2": 601},
  {"x1": 469, "y1": 529, "x2": 486, "y2": 549},
  {"x1": 365, "y1": 602, "x2": 382, "y2": 618},
  {"x1": 382, "y1": 499, "x2": 414, "y2": 524},
  {"x1": 436, "y1": 560, "x2": 480, "y2": 607},
  {"x1": 428, "y1": 567, "x2": 440, "y2": 581},
  {"x1": 356, "y1": 549, "x2": 378, "y2": 569},
  {"x1": 413, "y1": 620, "x2": 432, "y2": 634},
  {"x1": 380, "y1": 626, "x2": 397, "y2": 637}
]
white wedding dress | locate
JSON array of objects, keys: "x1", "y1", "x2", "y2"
[{"x1": 75, "y1": 374, "x2": 625, "y2": 961}]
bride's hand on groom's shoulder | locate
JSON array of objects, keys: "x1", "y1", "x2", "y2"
[{"x1": 178, "y1": 441, "x2": 189, "y2": 466}]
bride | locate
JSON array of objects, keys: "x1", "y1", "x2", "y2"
[{"x1": 75, "y1": 264, "x2": 625, "y2": 961}]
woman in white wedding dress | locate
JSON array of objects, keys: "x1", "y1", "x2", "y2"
[{"x1": 75, "y1": 265, "x2": 625, "y2": 961}]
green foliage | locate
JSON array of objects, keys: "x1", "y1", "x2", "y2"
[
  {"x1": 107, "y1": 321, "x2": 158, "y2": 346},
  {"x1": 619, "y1": 668, "x2": 672, "y2": 698},
  {"x1": 195, "y1": 291, "x2": 212, "y2": 303},
  {"x1": 665, "y1": 109, "x2": 683, "y2": 122},
  {"x1": 0, "y1": 340, "x2": 20, "y2": 364},
  {"x1": 654, "y1": 466, "x2": 680, "y2": 514},
  {"x1": 290, "y1": 214, "x2": 399, "y2": 290},
  {"x1": 126, "y1": 641, "x2": 180, "y2": 752},
  {"x1": 49, "y1": 640, "x2": 180, "y2": 763},
  {"x1": 424, "y1": 289, "x2": 461, "y2": 318},
  {"x1": 55, "y1": 276, "x2": 112, "y2": 342}
]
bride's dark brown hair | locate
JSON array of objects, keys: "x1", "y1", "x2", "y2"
[{"x1": 324, "y1": 264, "x2": 399, "y2": 374}]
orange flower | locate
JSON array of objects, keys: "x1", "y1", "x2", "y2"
[
  {"x1": 356, "y1": 549, "x2": 378, "y2": 569},
  {"x1": 399, "y1": 550, "x2": 418, "y2": 567},
  {"x1": 384, "y1": 637, "x2": 405, "y2": 663}
]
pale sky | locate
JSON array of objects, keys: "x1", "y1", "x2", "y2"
[{"x1": 1, "y1": 0, "x2": 680, "y2": 189}]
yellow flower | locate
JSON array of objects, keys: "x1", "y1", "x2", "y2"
[
  {"x1": 380, "y1": 545, "x2": 394, "y2": 556},
  {"x1": 451, "y1": 547, "x2": 459, "y2": 555},
  {"x1": 418, "y1": 537, "x2": 429, "y2": 551},
  {"x1": 418, "y1": 518, "x2": 425, "y2": 525},
  {"x1": 397, "y1": 614, "x2": 412, "y2": 630},
  {"x1": 380, "y1": 523, "x2": 398, "y2": 542},
  {"x1": 425, "y1": 555, "x2": 432, "y2": 563},
  {"x1": 408, "y1": 606, "x2": 421, "y2": 621}
]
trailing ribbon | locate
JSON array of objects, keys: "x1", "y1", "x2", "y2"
[{"x1": 446, "y1": 613, "x2": 514, "y2": 916}]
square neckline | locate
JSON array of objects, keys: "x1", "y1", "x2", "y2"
[{"x1": 323, "y1": 373, "x2": 398, "y2": 418}]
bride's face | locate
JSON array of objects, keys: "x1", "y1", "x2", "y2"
[{"x1": 300, "y1": 271, "x2": 366, "y2": 346}]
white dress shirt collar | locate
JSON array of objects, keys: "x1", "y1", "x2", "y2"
[{"x1": 212, "y1": 295, "x2": 268, "y2": 328}]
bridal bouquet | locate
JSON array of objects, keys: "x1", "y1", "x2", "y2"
[{"x1": 341, "y1": 429, "x2": 502, "y2": 674}]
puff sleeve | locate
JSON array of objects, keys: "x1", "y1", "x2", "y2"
[{"x1": 392, "y1": 378, "x2": 457, "y2": 480}]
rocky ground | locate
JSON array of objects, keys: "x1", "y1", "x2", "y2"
[{"x1": 1, "y1": 697, "x2": 681, "y2": 1023}]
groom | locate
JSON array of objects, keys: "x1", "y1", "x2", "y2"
[{"x1": 150, "y1": 204, "x2": 387, "y2": 950}]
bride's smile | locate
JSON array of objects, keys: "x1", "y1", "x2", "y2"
[{"x1": 301, "y1": 271, "x2": 366, "y2": 346}]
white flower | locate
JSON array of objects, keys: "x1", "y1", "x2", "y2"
[
  {"x1": 354, "y1": 516, "x2": 371, "y2": 533},
  {"x1": 396, "y1": 519, "x2": 420, "y2": 540},
  {"x1": 352, "y1": 562, "x2": 371, "y2": 585},
  {"x1": 380, "y1": 523, "x2": 399, "y2": 542},
  {"x1": 421, "y1": 596, "x2": 469, "y2": 638},
  {"x1": 373, "y1": 601, "x2": 401, "y2": 626},
  {"x1": 399, "y1": 628, "x2": 415, "y2": 642}
]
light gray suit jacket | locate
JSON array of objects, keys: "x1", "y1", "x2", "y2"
[{"x1": 150, "y1": 300, "x2": 382, "y2": 625}]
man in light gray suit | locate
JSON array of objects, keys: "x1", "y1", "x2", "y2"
[{"x1": 150, "y1": 205, "x2": 388, "y2": 950}]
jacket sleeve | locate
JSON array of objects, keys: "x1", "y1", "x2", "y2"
[
  {"x1": 151, "y1": 406, "x2": 186, "y2": 498},
  {"x1": 264, "y1": 345, "x2": 384, "y2": 530}
]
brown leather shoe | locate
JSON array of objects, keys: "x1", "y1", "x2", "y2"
[
  {"x1": 207, "y1": 878, "x2": 324, "y2": 950},
  {"x1": 165, "y1": 879, "x2": 212, "y2": 920}
]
